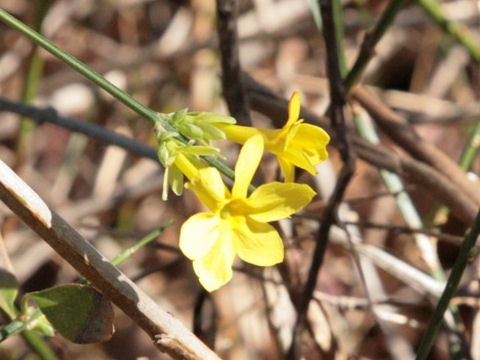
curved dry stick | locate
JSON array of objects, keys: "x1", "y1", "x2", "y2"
[
  {"x1": 352, "y1": 86, "x2": 480, "y2": 206},
  {"x1": 0, "y1": 161, "x2": 221, "y2": 360},
  {"x1": 352, "y1": 137, "x2": 478, "y2": 223}
]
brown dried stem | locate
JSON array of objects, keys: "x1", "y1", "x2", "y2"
[{"x1": 0, "y1": 178, "x2": 220, "y2": 360}]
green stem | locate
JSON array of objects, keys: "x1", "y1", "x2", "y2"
[
  {"x1": 459, "y1": 121, "x2": 480, "y2": 171},
  {"x1": 0, "y1": 8, "x2": 243, "y2": 185},
  {"x1": 17, "y1": 51, "x2": 43, "y2": 160},
  {"x1": 0, "y1": 8, "x2": 158, "y2": 124},
  {"x1": 76, "y1": 220, "x2": 175, "y2": 286},
  {"x1": 111, "y1": 220, "x2": 174, "y2": 266},
  {"x1": 2, "y1": 313, "x2": 59, "y2": 360},
  {"x1": 0, "y1": 318, "x2": 26, "y2": 341},
  {"x1": 416, "y1": 208, "x2": 480, "y2": 359},
  {"x1": 418, "y1": 0, "x2": 480, "y2": 63},
  {"x1": 344, "y1": 0, "x2": 404, "y2": 93},
  {"x1": 434, "y1": 119, "x2": 480, "y2": 227},
  {"x1": 353, "y1": 112, "x2": 446, "y2": 278},
  {"x1": 16, "y1": 0, "x2": 51, "y2": 163},
  {"x1": 354, "y1": 110, "x2": 468, "y2": 359},
  {"x1": 0, "y1": 309, "x2": 43, "y2": 342},
  {"x1": 22, "y1": 330, "x2": 59, "y2": 360}
]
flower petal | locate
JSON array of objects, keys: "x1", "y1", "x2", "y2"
[
  {"x1": 281, "y1": 147, "x2": 318, "y2": 175},
  {"x1": 174, "y1": 152, "x2": 200, "y2": 181},
  {"x1": 232, "y1": 217, "x2": 284, "y2": 266},
  {"x1": 278, "y1": 156, "x2": 295, "y2": 183},
  {"x1": 217, "y1": 123, "x2": 261, "y2": 144},
  {"x1": 232, "y1": 135, "x2": 264, "y2": 199},
  {"x1": 192, "y1": 226, "x2": 235, "y2": 292},
  {"x1": 284, "y1": 92, "x2": 301, "y2": 129},
  {"x1": 284, "y1": 119, "x2": 302, "y2": 150},
  {"x1": 185, "y1": 167, "x2": 229, "y2": 212},
  {"x1": 179, "y1": 213, "x2": 219, "y2": 260},
  {"x1": 247, "y1": 182, "x2": 316, "y2": 222},
  {"x1": 292, "y1": 123, "x2": 330, "y2": 162}
]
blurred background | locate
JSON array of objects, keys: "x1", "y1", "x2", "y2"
[{"x1": 0, "y1": 0, "x2": 479, "y2": 359}]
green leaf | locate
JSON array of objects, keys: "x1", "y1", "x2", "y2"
[
  {"x1": 0, "y1": 270, "x2": 19, "y2": 319},
  {"x1": 29, "y1": 284, "x2": 114, "y2": 344}
]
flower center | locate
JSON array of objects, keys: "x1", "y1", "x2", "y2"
[{"x1": 220, "y1": 208, "x2": 231, "y2": 219}]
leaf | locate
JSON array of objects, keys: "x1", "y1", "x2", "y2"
[
  {"x1": 0, "y1": 269, "x2": 19, "y2": 319},
  {"x1": 29, "y1": 284, "x2": 114, "y2": 344}
]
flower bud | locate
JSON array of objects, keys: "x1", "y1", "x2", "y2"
[
  {"x1": 186, "y1": 112, "x2": 236, "y2": 124},
  {"x1": 176, "y1": 121, "x2": 204, "y2": 140}
]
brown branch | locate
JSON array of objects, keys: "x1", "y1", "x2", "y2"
[
  {"x1": 289, "y1": 0, "x2": 356, "y2": 358},
  {"x1": 216, "y1": 0, "x2": 251, "y2": 125},
  {"x1": 0, "y1": 163, "x2": 220, "y2": 360},
  {"x1": 352, "y1": 137, "x2": 478, "y2": 222},
  {"x1": 352, "y1": 86, "x2": 480, "y2": 206}
]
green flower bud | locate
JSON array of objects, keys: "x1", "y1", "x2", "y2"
[
  {"x1": 200, "y1": 123, "x2": 227, "y2": 141},
  {"x1": 183, "y1": 144, "x2": 224, "y2": 158},
  {"x1": 172, "y1": 108, "x2": 188, "y2": 125},
  {"x1": 157, "y1": 142, "x2": 170, "y2": 167},
  {"x1": 187, "y1": 112, "x2": 236, "y2": 124},
  {"x1": 169, "y1": 164, "x2": 184, "y2": 196},
  {"x1": 176, "y1": 121, "x2": 204, "y2": 140}
]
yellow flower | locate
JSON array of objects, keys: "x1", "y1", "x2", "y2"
[
  {"x1": 179, "y1": 135, "x2": 316, "y2": 291},
  {"x1": 218, "y1": 92, "x2": 330, "y2": 182},
  {"x1": 156, "y1": 131, "x2": 221, "y2": 200}
]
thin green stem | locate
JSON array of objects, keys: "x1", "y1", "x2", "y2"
[
  {"x1": 354, "y1": 110, "x2": 468, "y2": 359},
  {"x1": 0, "y1": 309, "x2": 43, "y2": 342},
  {"x1": 353, "y1": 112, "x2": 446, "y2": 278},
  {"x1": 76, "y1": 220, "x2": 175, "y2": 285},
  {"x1": 459, "y1": 121, "x2": 480, "y2": 171},
  {"x1": 16, "y1": 0, "x2": 51, "y2": 163},
  {"x1": 111, "y1": 220, "x2": 174, "y2": 266},
  {"x1": 21, "y1": 330, "x2": 59, "y2": 360},
  {"x1": 17, "y1": 51, "x2": 43, "y2": 160},
  {"x1": 0, "y1": 8, "x2": 245, "y2": 185},
  {"x1": 0, "y1": 319, "x2": 26, "y2": 341},
  {"x1": 419, "y1": 0, "x2": 480, "y2": 63},
  {"x1": 416, "y1": 208, "x2": 480, "y2": 359},
  {"x1": 344, "y1": 0, "x2": 404, "y2": 93},
  {"x1": 434, "y1": 119, "x2": 480, "y2": 227},
  {"x1": 0, "y1": 8, "x2": 158, "y2": 124}
]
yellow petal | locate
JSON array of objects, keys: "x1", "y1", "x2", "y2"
[
  {"x1": 232, "y1": 135, "x2": 264, "y2": 199},
  {"x1": 186, "y1": 167, "x2": 229, "y2": 212},
  {"x1": 192, "y1": 226, "x2": 235, "y2": 292},
  {"x1": 292, "y1": 123, "x2": 330, "y2": 162},
  {"x1": 284, "y1": 119, "x2": 302, "y2": 149},
  {"x1": 216, "y1": 123, "x2": 261, "y2": 145},
  {"x1": 278, "y1": 156, "x2": 295, "y2": 182},
  {"x1": 247, "y1": 182, "x2": 316, "y2": 222},
  {"x1": 174, "y1": 152, "x2": 199, "y2": 181},
  {"x1": 179, "y1": 212, "x2": 220, "y2": 260},
  {"x1": 232, "y1": 217, "x2": 284, "y2": 266},
  {"x1": 284, "y1": 92, "x2": 301, "y2": 129},
  {"x1": 281, "y1": 147, "x2": 318, "y2": 175}
]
